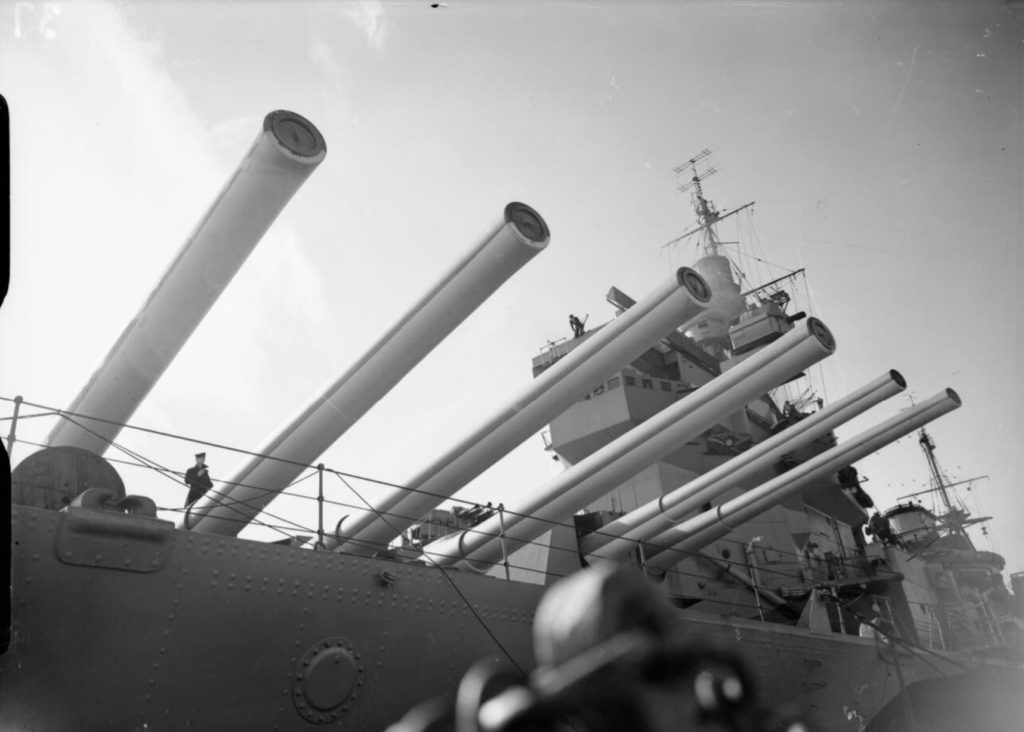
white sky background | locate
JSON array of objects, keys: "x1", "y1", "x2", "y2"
[{"x1": 1, "y1": 1, "x2": 1021, "y2": 573}]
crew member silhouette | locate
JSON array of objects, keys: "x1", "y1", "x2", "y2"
[
  {"x1": 184, "y1": 452, "x2": 214, "y2": 507},
  {"x1": 569, "y1": 314, "x2": 584, "y2": 338}
]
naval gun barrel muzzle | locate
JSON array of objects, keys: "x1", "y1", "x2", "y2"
[{"x1": 47, "y1": 111, "x2": 327, "y2": 455}]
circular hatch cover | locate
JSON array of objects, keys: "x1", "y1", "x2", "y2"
[{"x1": 292, "y1": 637, "x2": 364, "y2": 724}]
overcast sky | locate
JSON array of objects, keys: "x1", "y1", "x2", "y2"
[{"x1": 1, "y1": 1, "x2": 1021, "y2": 573}]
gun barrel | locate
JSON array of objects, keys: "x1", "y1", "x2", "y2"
[
  {"x1": 642, "y1": 388, "x2": 961, "y2": 574},
  {"x1": 184, "y1": 202, "x2": 550, "y2": 535},
  {"x1": 46, "y1": 111, "x2": 327, "y2": 455},
  {"x1": 582, "y1": 369, "x2": 906, "y2": 561},
  {"x1": 331, "y1": 267, "x2": 712, "y2": 554},
  {"x1": 420, "y1": 317, "x2": 836, "y2": 571}
]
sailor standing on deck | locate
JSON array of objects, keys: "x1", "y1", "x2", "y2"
[
  {"x1": 184, "y1": 452, "x2": 214, "y2": 507},
  {"x1": 569, "y1": 314, "x2": 584, "y2": 338}
]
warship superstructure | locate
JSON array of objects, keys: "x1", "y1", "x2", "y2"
[{"x1": 3, "y1": 116, "x2": 1021, "y2": 731}]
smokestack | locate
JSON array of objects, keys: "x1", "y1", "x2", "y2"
[
  {"x1": 419, "y1": 317, "x2": 837, "y2": 571},
  {"x1": 642, "y1": 388, "x2": 961, "y2": 574},
  {"x1": 183, "y1": 202, "x2": 550, "y2": 535},
  {"x1": 582, "y1": 370, "x2": 906, "y2": 561},
  {"x1": 330, "y1": 267, "x2": 713, "y2": 554},
  {"x1": 46, "y1": 111, "x2": 327, "y2": 455}
]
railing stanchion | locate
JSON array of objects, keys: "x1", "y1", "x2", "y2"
[
  {"x1": 6, "y1": 394, "x2": 23, "y2": 461},
  {"x1": 498, "y1": 503, "x2": 510, "y2": 581},
  {"x1": 316, "y1": 463, "x2": 325, "y2": 550}
]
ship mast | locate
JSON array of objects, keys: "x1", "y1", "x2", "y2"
[
  {"x1": 674, "y1": 148, "x2": 720, "y2": 256},
  {"x1": 910, "y1": 428, "x2": 991, "y2": 548},
  {"x1": 919, "y1": 429, "x2": 954, "y2": 515},
  {"x1": 667, "y1": 149, "x2": 754, "y2": 255}
]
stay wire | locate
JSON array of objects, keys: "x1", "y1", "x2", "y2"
[
  {"x1": 329, "y1": 470, "x2": 528, "y2": 677},
  {"x1": 10, "y1": 459, "x2": 306, "y2": 541},
  {"x1": 740, "y1": 210, "x2": 795, "y2": 280},
  {"x1": 55, "y1": 414, "x2": 312, "y2": 541},
  {"x1": 58, "y1": 413, "x2": 194, "y2": 488},
  {"x1": 181, "y1": 471, "x2": 328, "y2": 539},
  {"x1": 8, "y1": 395, "x2": 881, "y2": 594},
  {"x1": 5, "y1": 396, "x2": 349, "y2": 481},
  {"x1": 825, "y1": 594, "x2": 968, "y2": 676},
  {"x1": 11, "y1": 403, "x2": 597, "y2": 579},
  {"x1": 5, "y1": 395, "x2": 529, "y2": 515},
  {"x1": 12, "y1": 460, "x2": 829, "y2": 616},
  {"x1": 6, "y1": 396, "x2": 404, "y2": 516},
  {"x1": 651, "y1": 507, "x2": 899, "y2": 577},
  {"x1": 577, "y1": 514, "x2": 879, "y2": 583},
  {"x1": 11, "y1": 431, "x2": 318, "y2": 520},
  {"x1": 401, "y1": 504, "x2": 822, "y2": 600},
  {"x1": 650, "y1": 536, "x2": 882, "y2": 586},
  {"x1": 0, "y1": 407, "x2": 59, "y2": 422},
  {"x1": 328, "y1": 508, "x2": 788, "y2": 611},
  {"x1": 9, "y1": 393, "x2": 820, "y2": 570},
  {"x1": 308, "y1": 472, "x2": 866, "y2": 592},
  {"x1": 639, "y1": 537, "x2": 885, "y2": 593},
  {"x1": 11, "y1": 434, "x2": 176, "y2": 481},
  {"x1": 700, "y1": 531, "x2": 884, "y2": 578}
]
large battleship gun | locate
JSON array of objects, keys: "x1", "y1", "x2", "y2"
[
  {"x1": 183, "y1": 201, "x2": 552, "y2": 535},
  {"x1": 418, "y1": 318, "x2": 837, "y2": 571},
  {"x1": 44, "y1": 111, "x2": 327, "y2": 457},
  {"x1": 644, "y1": 388, "x2": 962, "y2": 573},
  {"x1": 334, "y1": 267, "x2": 714, "y2": 554},
  {"x1": 581, "y1": 369, "x2": 908, "y2": 563}
]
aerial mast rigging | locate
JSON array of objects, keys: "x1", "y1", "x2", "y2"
[
  {"x1": 666, "y1": 148, "x2": 755, "y2": 254},
  {"x1": 901, "y1": 428, "x2": 992, "y2": 546}
]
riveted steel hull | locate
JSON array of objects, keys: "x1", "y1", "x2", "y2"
[{"x1": 2, "y1": 504, "x2": 975, "y2": 732}]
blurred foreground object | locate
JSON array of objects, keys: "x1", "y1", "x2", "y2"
[{"x1": 388, "y1": 565, "x2": 812, "y2": 732}]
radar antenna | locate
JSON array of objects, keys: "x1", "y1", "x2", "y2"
[
  {"x1": 674, "y1": 149, "x2": 718, "y2": 229},
  {"x1": 664, "y1": 149, "x2": 754, "y2": 255}
]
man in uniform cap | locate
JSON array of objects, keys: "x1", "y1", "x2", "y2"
[
  {"x1": 184, "y1": 452, "x2": 214, "y2": 507},
  {"x1": 569, "y1": 313, "x2": 584, "y2": 338}
]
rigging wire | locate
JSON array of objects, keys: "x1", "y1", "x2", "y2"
[
  {"x1": 826, "y1": 594, "x2": 969, "y2": 676},
  {"x1": 740, "y1": 207, "x2": 797, "y2": 286},
  {"x1": 11, "y1": 473, "x2": 888, "y2": 619},
  {"x1": 12, "y1": 464, "x2": 871, "y2": 591},
  {"x1": 29, "y1": 436, "x2": 834, "y2": 601},
  {"x1": 30, "y1": 414, "x2": 317, "y2": 541},
  {"x1": 2, "y1": 395, "x2": 492, "y2": 512},
  {"x1": 13, "y1": 459, "x2": 907, "y2": 620},
  {"x1": 2, "y1": 395, "x2": 321, "y2": 472},
  {"x1": 328, "y1": 470, "x2": 528, "y2": 677},
  {"x1": 62, "y1": 413, "x2": 183, "y2": 486},
  {"x1": 397, "y1": 496, "x2": 881, "y2": 590},
  {"x1": 0, "y1": 407, "x2": 60, "y2": 422},
  {"x1": 9, "y1": 428, "x2": 878, "y2": 590},
  {"x1": 10, "y1": 435, "x2": 179, "y2": 479},
  {"x1": 11, "y1": 432, "x2": 317, "y2": 506},
  {"x1": 6, "y1": 394, "x2": 938, "y2": 605}
]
